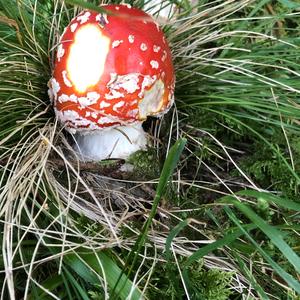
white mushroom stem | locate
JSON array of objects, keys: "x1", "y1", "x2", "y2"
[{"x1": 74, "y1": 123, "x2": 148, "y2": 161}]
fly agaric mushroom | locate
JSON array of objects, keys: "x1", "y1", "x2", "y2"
[{"x1": 48, "y1": 4, "x2": 175, "y2": 160}]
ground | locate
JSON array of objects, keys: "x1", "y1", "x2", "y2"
[{"x1": 0, "y1": 0, "x2": 300, "y2": 299}]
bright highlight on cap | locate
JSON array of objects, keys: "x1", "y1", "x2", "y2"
[{"x1": 67, "y1": 24, "x2": 110, "y2": 93}]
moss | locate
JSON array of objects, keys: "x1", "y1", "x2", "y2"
[
  {"x1": 188, "y1": 266, "x2": 234, "y2": 300},
  {"x1": 127, "y1": 148, "x2": 160, "y2": 180},
  {"x1": 76, "y1": 214, "x2": 104, "y2": 237},
  {"x1": 147, "y1": 258, "x2": 234, "y2": 300},
  {"x1": 237, "y1": 133, "x2": 300, "y2": 201},
  {"x1": 88, "y1": 289, "x2": 105, "y2": 300}
]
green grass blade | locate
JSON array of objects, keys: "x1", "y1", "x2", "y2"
[
  {"x1": 182, "y1": 224, "x2": 257, "y2": 295},
  {"x1": 65, "y1": 250, "x2": 143, "y2": 300},
  {"x1": 38, "y1": 274, "x2": 63, "y2": 295},
  {"x1": 278, "y1": 0, "x2": 300, "y2": 9},
  {"x1": 137, "y1": 137, "x2": 187, "y2": 246},
  {"x1": 61, "y1": 271, "x2": 74, "y2": 300},
  {"x1": 65, "y1": 0, "x2": 112, "y2": 14},
  {"x1": 235, "y1": 190, "x2": 300, "y2": 211},
  {"x1": 156, "y1": 138, "x2": 187, "y2": 199},
  {"x1": 232, "y1": 253, "x2": 269, "y2": 300},
  {"x1": 62, "y1": 266, "x2": 90, "y2": 300},
  {"x1": 27, "y1": 274, "x2": 63, "y2": 300},
  {"x1": 184, "y1": 224, "x2": 257, "y2": 268},
  {"x1": 165, "y1": 219, "x2": 190, "y2": 261},
  {"x1": 224, "y1": 206, "x2": 300, "y2": 294},
  {"x1": 112, "y1": 138, "x2": 187, "y2": 297},
  {"x1": 204, "y1": 109, "x2": 300, "y2": 183},
  {"x1": 221, "y1": 197, "x2": 300, "y2": 274}
]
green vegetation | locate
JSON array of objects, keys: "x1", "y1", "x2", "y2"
[
  {"x1": 1, "y1": 0, "x2": 300, "y2": 299},
  {"x1": 127, "y1": 149, "x2": 160, "y2": 179}
]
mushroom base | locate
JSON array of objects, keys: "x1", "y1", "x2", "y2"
[{"x1": 74, "y1": 123, "x2": 148, "y2": 161}]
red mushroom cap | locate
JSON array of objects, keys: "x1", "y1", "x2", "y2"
[{"x1": 49, "y1": 4, "x2": 175, "y2": 133}]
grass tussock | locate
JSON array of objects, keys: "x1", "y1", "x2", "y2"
[{"x1": 0, "y1": 0, "x2": 300, "y2": 299}]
